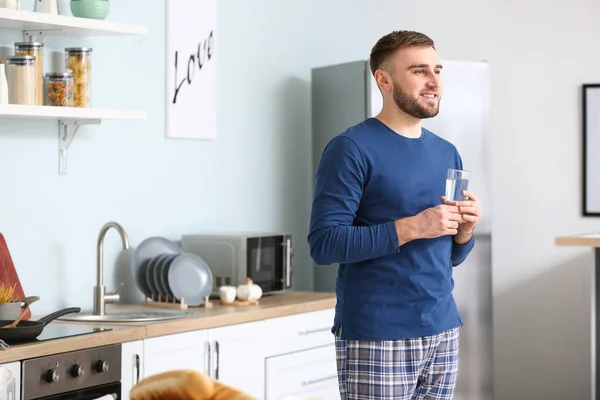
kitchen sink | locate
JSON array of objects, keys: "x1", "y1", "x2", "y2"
[{"x1": 57, "y1": 309, "x2": 191, "y2": 323}]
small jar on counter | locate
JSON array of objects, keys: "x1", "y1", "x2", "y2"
[
  {"x1": 4, "y1": 55, "x2": 36, "y2": 105},
  {"x1": 64, "y1": 47, "x2": 92, "y2": 108},
  {"x1": 45, "y1": 72, "x2": 73, "y2": 107},
  {"x1": 15, "y1": 42, "x2": 44, "y2": 106}
]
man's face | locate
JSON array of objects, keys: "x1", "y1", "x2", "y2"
[{"x1": 388, "y1": 46, "x2": 443, "y2": 119}]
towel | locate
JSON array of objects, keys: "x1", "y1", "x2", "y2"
[{"x1": 92, "y1": 395, "x2": 116, "y2": 400}]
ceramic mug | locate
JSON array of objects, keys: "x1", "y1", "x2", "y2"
[
  {"x1": 0, "y1": 302, "x2": 20, "y2": 321},
  {"x1": 219, "y1": 286, "x2": 236, "y2": 303},
  {"x1": 0, "y1": 0, "x2": 19, "y2": 9}
]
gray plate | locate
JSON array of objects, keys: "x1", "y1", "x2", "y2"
[
  {"x1": 167, "y1": 253, "x2": 213, "y2": 306},
  {"x1": 131, "y1": 237, "x2": 182, "y2": 296}
]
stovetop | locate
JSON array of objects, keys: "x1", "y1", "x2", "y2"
[
  {"x1": 37, "y1": 324, "x2": 113, "y2": 342},
  {"x1": 3, "y1": 325, "x2": 113, "y2": 345}
]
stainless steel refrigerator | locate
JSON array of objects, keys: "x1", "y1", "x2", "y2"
[{"x1": 310, "y1": 60, "x2": 493, "y2": 400}]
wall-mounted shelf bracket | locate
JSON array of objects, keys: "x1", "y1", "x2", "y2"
[
  {"x1": 58, "y1": 119, "x2": 100, "y2": 176},
  {"x1": 23, "y1": 29, "x2": 65, "y2": 42}
]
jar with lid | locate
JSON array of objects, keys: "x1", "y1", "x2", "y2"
[
  {"x1": 64, "y1": 47, "x2": 92, "y2": 108},
  {"x1": 45, "y1": 72, "x2": 73, "y2": 107},
  {"x1": 14, "y1": 42, "x2": 44, "y2": 106},
  {"x1": 4, "y1": 56, "x2": 36, "y2": 105}
]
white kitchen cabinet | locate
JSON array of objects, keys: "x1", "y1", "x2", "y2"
[
  {"x1": 143, "y1": 329, "x2": 209, "y2": 378},
  {"x1": 264, "y1": 308, "x2": 335, "y2": 357},
  {"x1": 138, "y1": 308, "x2": 338, "y2": 399},
  {"x1": 266, "y1": 344, "x2": 339, "y2": 400},
  {"x1": 121, "y1": 340, "x2": 144, "y2": 400},
  {"x1": 207, "y1": 320, "x2": 265, "y2": 399},
  {"x1": 0, "y1": 361, "x2": 20, "y2": 400}
]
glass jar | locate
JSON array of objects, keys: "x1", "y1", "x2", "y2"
[
  {"x1": 45, "y1": 72, "x2": 74, "y2": 107},
  {"x1": 4, "y1": 55, "x2": 36, "y2": 105},
  {"x1": 64, "y1": 47, "x2": 92, "y2": 108},
  {"x1": 15, "y1": 42, "x2": 44, "y2": 106}
]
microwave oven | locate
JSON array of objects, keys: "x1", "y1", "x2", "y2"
[{"x1": 180, "y1": 232, "x2": 293, "y2": 296}]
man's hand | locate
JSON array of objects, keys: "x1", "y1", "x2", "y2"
[
  {"x1": 441, "y1": 190, "x2": 482, "y2": 244},
  {"x1": 394, "y1": 204, "x2": 462, "y2": 246}
]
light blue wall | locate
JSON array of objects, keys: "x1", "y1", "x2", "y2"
[{"x1": 0, "y1": 0, "x2": 369, "y2": 314}]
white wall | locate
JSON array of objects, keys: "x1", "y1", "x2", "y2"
[
  {"x1": 0, "y1": 0, "x2": 368, "y2": 311},
  {"x1": 367, "y1": 0, "x2": 600, "y2": 399}
]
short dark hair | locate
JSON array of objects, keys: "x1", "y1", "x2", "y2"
[{"x1": 369, "y1": 30, "x2": 435, "y2": 75}]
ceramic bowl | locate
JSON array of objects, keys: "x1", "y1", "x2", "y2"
[{"x1": 70, "y1": 0, "x2": 109, "y2": 20}]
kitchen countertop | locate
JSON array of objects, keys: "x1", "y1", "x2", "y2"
[
  {"x1": 555, "y1": 233, "x2": 600, "y2": 248},
  {"x1": 0, "y1": 291, "x2": 337, "y2": 364}
]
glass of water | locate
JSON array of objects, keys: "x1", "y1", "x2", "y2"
[{"x1": 445, "y1": 169, "x2": 470, "y2": 203}]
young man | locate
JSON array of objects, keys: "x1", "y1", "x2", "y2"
[{"x1": 308, "y1": 30, "x2": 483, "y2": 400}]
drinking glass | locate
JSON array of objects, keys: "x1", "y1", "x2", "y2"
[{"x1": 445, "y1": 168, "x2": 470, "y2": 203}]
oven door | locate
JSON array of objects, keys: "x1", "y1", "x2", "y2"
[
  {"x1": 246, "y1": 234, "x2": 292, "y2": 292},
  {"x1": 35, "y1": 382, "x2": 120, "y2": 400}
]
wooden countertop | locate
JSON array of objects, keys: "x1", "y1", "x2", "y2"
[
  {"x1": 0, "y1": 291, "x2": 336, "y2": 364},
  {"x1": 555, "y1": 233, "x2": 600, "y2": 248}
]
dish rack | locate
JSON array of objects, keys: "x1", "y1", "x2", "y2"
[{"x1": 140, "y1": 293, "x2": 214, "y2": 310}]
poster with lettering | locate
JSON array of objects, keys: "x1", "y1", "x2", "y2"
[{"x1": 166, "y1": 0, "x2": 217, "y2": 140}]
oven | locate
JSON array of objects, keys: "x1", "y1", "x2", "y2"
[{"x1": 21, "y1": 343, "x2": 122, "y2": 400}]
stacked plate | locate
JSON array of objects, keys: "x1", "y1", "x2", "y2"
[{"x1": 131, "y1": 237, "x2": 213, "y2": 307}]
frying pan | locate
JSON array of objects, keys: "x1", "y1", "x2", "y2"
[{"x1": 0, "y1": 307, "x2": 81, "y2": 343}]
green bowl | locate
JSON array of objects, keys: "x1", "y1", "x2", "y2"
[{"x1": 70, "y1": 0, "x2": 110, "y2": 20}]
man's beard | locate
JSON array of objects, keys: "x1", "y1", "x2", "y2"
[{"x1": 392, "y1": 82, "x2": 440, "y2": 119}]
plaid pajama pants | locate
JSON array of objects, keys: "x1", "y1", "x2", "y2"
[{"x1": 335, "y1": 327, "x2": 460, "y2": 400}]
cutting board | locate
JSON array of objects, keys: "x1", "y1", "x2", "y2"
[{"x1": 0, "y1": 233, "x2": 30, "y2": 320}]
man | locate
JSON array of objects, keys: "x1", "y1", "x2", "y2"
[{"x1": 307, "y1": 30, "x2": 483, "y2": 400}]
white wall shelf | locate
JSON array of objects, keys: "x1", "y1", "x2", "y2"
[
  {"x1": 0, "y1": 105, "x2": 147, "y2": 175},
  {"x1": 0, "y1": 8, "x2": 148, "y2": 36},
  {"x1": 0, "y1": 105, "x2": 146, "y2": 122},
  {"x1": 0, "y1": 10, "x2": 148, "y2": 175}
]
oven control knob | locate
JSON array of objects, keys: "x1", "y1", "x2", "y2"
[
  {"x1": 70, "y1": 364, "x2": 84, "y2": 378},
  {"x1": 96, "y1": 360, "x2": 109, "y2": 373},
  {"x1": 46, "y1": 369, "x2": 59, "y2": 383}
]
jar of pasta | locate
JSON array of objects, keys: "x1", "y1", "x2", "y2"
[
  {"x1": 64, "y1": 47, "x2": 92, "y2": 108},
  {"x1": 4, "y1": 55, "x2": 36, "y2": 105},
  {"x1": 45, "y1": 72, "x2": 74, "y2": 107},
  {"x1": 14, "y1": 41, "x2": 44, "y2": 106}
]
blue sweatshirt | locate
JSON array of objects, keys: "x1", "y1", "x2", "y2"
[{"x1": 308, "y1": 118, "x2": 475, "y2": 341}]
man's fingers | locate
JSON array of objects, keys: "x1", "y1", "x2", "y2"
[
  {"x1": 459, "y1": 205, "x2": 478, "y2": 215},
  {"x1": 462, "y1": 214, "x2": 478, "y2": 222},
  {"x1": 462, "y1": 190, "x2": 478, "y2": 202}
]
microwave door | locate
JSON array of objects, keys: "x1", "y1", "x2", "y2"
[{"x1": 247, "y1": 236, "x2": 285, "y2": 292}]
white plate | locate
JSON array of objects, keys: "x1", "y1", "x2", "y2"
[
  {"x1": 167, "y1": 253, "x2": 213, "y2": 306},
  {"x1": 131, "y1": 237, "x2": 182, "y2": 295}
]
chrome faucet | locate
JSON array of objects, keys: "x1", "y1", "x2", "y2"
[{"x1": 93, "y1": 221, "x2": 130, "y2": 316}]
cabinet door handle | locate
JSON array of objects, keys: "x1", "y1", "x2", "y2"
[
  {"x1": 212, "y1": 340, "x2": 220, "y2": 379},
  {"x1": 204, "y1": 341, "x2": 211, "y2": 375},
  {"x1": 298, "y1": 327, "x2": 330, "y2": 336},
  {"x1": 302, "y1": 375, "x2": 337, "y2": 387},
  {"x1": 132, "y1": 354, "x2": 140, "y2": 385}
]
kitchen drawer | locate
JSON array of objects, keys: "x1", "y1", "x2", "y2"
[
  {"x1": 265, "y1": 308, "x2": 334, "y2": 357},
  {"x1": 265, "y1": 344, "x2": 338, "y2": 400}
]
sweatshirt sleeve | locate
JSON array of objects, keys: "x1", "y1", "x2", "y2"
[
  {"x1": 450, "y1": 151, "x2": 476, "y2": 266},
  {"x1": 451, "y1": 234, "x2": 475, "y2": 266},
  {"x1": 308, "y1": 136, "x2": 399, "y2": 266}
]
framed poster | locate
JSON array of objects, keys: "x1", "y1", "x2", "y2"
[
  {"x1": 582, "y1": 84, "x2": 600, "y2": 216},
  {"x1": 166, "y1": 0, "x2": 217, "y2": 140}
]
